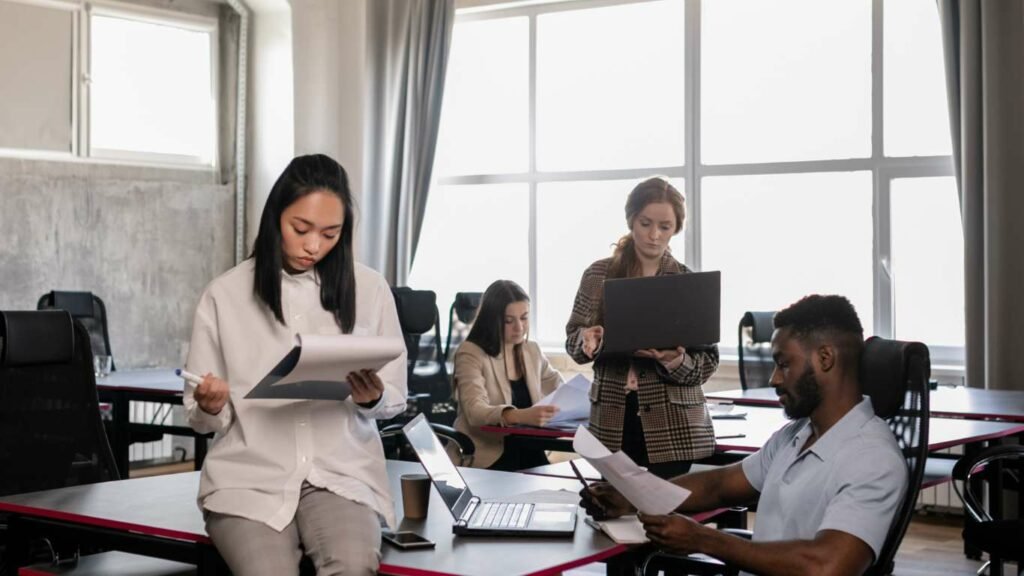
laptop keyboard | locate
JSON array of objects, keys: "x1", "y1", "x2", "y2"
[{"x1": 470, "y1": 501, "x2": 533, "y2": 529}]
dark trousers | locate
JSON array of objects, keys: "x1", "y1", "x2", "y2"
[{"x1": 621, "y1": 391, "x2": 693, "y2": 480}]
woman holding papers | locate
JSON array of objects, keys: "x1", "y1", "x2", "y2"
[
  {"x1": 452, "y1": 279, "x2": 564, "y2": 470},
  {"x1": 565, "y1": 177, "x2": 719, "y2": 479},
  {"x1": 183, "y1": 154, "x2": 407, "y2": 576}
]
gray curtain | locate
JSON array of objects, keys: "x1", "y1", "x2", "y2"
[
  {"x1": 938, "y1": 1, "x2": 1024, "y2": 392},
  {"x1": 362, "y1": 0, "x2": 455, "y2": 285}
]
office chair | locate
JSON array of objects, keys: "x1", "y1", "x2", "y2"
[
  {"x1": 391, "y1": 287, "x2": 454, "y2": 424},
  {"x1": 379, "y1": 422, "x2": 476, "y2": 467},
  {"x1": 737, "y1": 311, "x2": 775, "y2": 390},
  {"x1": 37, "y1": 292, "x2": 115, "y2": 372},
  {"x1": 953, "y1": 445, "x2": 1024, "y2": 575},
  {"x1": 444, "y1": 291, "x2": 482, "y2": 362},
  {"x1": 0, "y1": 310, "x2": 122, "y2": 573},
  {"x1": 637, "y1": 336, "x2": 930, "y2": 576}
]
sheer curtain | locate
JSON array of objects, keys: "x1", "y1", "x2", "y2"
[
  {"x1": 362, "y1": 0, "x2": 455, "y2": 285},
  {"x1": 938, "y1": 0, "x2": 1024, "y2": 391}
]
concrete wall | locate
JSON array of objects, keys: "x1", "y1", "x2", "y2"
[{"x1": 0, "y1": 158, "x2": 234, "y2": 368}]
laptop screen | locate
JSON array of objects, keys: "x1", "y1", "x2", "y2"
[{"x1": 401, "y1": 414, "x2": 474, "y2": 518}]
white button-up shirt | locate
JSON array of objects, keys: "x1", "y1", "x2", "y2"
[{"x1": 184, "y1": 259, "x2": 408, "y2": 530}]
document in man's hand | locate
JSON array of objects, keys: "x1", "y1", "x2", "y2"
[
  {"x1": 245, "y1": 334, "x2": 405, "y2": 401},
  {"x1": 572, "y1": 426, "x2": 690, "y2": 515},
  {"x1": 584, "y1": 517, "x2": 648, "y2": 544},
  {"x1": 535, "y1": 373, "x2": 592, "y2": 422}
]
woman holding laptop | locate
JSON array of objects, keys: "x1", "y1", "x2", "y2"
[
  {"x1": 182, "y1": 154, "x2": 406, "y2": 576},
  {"x1": 452, "y1": 279, "x2": 564, "y2": 471},
  {"x1": 565, "y1": 177, "x2": 719, "y2": 479}
]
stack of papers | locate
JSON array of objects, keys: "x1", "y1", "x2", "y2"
[{"x1": 535, "y1": 374, "x2": 592, "y2": 423}]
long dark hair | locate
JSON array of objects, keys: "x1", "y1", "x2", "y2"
[
  {"x1": 466, "y1": 280, "x2": 530, "y2": 374},
  {"x1": 251, "y1": 154, "x2": 357, "y2": 333},
  {"x1": 606, "y1": 177, "x2": 685, "y2": 280}
]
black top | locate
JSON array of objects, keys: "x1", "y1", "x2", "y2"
[{"x1": 509, "y1": 377, "x2": 531, "y2": 409}]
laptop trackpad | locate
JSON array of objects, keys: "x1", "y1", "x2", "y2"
[{"x1": 530, "y1": 504, "x2": 577, "y2": 527}]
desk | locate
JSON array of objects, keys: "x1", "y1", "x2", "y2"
[
  {"x1": 95, "y1": 369, "x2": 210, "y2": 475},
  {"x1": 706, "y1": 386, "x2": 1024, "y2": 422},
  {"x1": 0, "y1": 462, "x2": 633, "y2": 576},
  {"x1": 485, "y1": 406, "x2": 1024, "y2": 455}
]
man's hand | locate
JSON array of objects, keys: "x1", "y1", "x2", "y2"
[
  {"x1": 507, "y1": 405, "x2": 560, "y2": 426},
  {"x1": 582, "y1": 326, "x2": 604, "y2": 359},
  {"x1": 348, "y1": 369, "x2": 384, "y2": 404},
  {"x1": 194, "y1": 373, "x2": 230, "y2": 415},
  {"x1": 579, "y1": 482, "x2": 635, "y2": 520},
  {"x1": 639, "y1": 512, "x2": 708, "y2": 554}
]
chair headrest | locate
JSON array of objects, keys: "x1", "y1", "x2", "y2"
[
  {"x1": 51, "y1": 291, "x2": 97, "y2": 318},
  {"x1": 0, "y1": 310, "x2": 76, "y2": 367},
  {"x1": 859, "y1": 336, "x2": 930, "y2": 419},
  {"x1": 453, "y1": 292, "x2": 482, "y2": 324},
  {"x1": 392, "y1": 287, "x2": 438, "y2": 335},
  {"x1": 741, "y1": 311, "x2": 776, "y2": 343}
]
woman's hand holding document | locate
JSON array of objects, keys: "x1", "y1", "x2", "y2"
[
  {"x1": 572, "y1": 426, "x2": 690, "y2": 515},
  {"x1": 245, "y1": 334, "x2": 405, "y2": 401},
  {"x1": 535, "y1": 374, "x2": 592, "y2": 423}
]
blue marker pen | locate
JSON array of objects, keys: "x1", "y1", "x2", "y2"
[{"x1": 175, "y1": 368, "x2": 204, "y2": 385}]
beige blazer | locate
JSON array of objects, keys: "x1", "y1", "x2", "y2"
[{"x1": 451, "y1": 340, "x2": 563, "y2": 469}]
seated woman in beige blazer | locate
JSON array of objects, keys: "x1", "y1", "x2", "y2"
[{"x1": 452, "y1": 280, "x2": 563, "y2": 471}]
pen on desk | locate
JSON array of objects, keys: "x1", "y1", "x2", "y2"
[
  {"x1": 175, "y1": 368, "x2": 204, "y2": 385},
  {"x1": 568, "y1": 460, "x2": 590, "y2": 489},
  {"x1": 715, "y1": 433, "x2": 746, "y2": 440}
]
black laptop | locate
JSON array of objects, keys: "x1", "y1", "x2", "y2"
[
  {"x1": 601, "y1": 270, "x2": 721, "y2": 355},
  {"x1": 401, "y1": 414, "x2": 578, "y2": 536}
]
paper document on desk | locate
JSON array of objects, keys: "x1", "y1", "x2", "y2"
[
  {"x1": 572, "y1": 426, "x2": 690, "y2": 515},
  {"x1": 245, "y1": 334, "x2": 404, "y2": 401},
  {"x1": 536, "y1": 373, "x2": 591, "y2": 422}
]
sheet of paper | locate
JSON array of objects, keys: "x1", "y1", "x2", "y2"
[
  {"x1": 536, "y1": 373, "x2": 592, "y2": 422},
  {"x1": 584, "y1": 517, "x2": 648, "y2": 544},
  {"x1": 572, "y1": 426, "x2": 690, "y2": 515},
  {"x1": 245, "y1": 334, "x2": 405, "y2": 401}
]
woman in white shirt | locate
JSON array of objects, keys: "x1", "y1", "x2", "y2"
[
  {"x1": 452, "y1": 280, "x2": 563, "y2": 470},
  {"x1": 183, "y1": 154, "x2": 407, "y2": 576}
]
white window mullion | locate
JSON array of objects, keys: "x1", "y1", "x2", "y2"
[
  {"x1": 684, "y1": 0, "x2": 700, "y2": 270},
  {"x1": 527, "y1": 12, "x2": 539, "y2": 320},
  {"x1": 872, "y1": 0, "x2": 891, "y2": 338}
]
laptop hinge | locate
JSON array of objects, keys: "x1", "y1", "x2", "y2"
[{"x1": 458, "y1": 496, "x2": 480, "y2": 526}]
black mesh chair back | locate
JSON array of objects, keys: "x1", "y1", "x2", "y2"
[
  {"x1": 953, "y1": 445, "x2": 1024, "y2": 567},
  {"x1": 0, "y1": 310, "x2": 121, "y2": 496},
  {"x1": 859, "y1": 336, "x2": 930, "y2": 576},
  {"x1": 737, "y1": 311, "x2": 775, "y2": 390},
  {"x1": 444, "y1": 291, "x2": 481, "y2": 362},
  {"x1": 391, "y1": 287, "x2": 450, "y2": 406},
  {"x1": 37, "y1": 291, "x2": 115, "y2": 372},
  {"x1": 379, "y1": 421, "x2": 476, "y2": 467}
]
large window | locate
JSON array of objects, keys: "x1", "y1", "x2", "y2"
[
  {"x1": 0, "y1": 0, "x2": 218, "y2": 168},
  {"x1": 412, "y1": 0, "x2": 960, "y2": 364}
]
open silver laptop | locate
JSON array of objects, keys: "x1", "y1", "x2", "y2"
[{"x1": 401, "y1": 414, "x2": 578, "y2": 536}]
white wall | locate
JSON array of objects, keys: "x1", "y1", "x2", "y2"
[
  {"x1": 290, "y1": 0, "x2": 367, "y2": 209},
  {"x1": 248, "y1": 0, "x2": 295, "y2": 249}
]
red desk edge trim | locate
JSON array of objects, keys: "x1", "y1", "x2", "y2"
[
  {"x1": 379, "y1": 544, "x2": 627, "y2": 576},
  {"x1": 0, "y1": 502, "x2": 211, "y2": 545}
]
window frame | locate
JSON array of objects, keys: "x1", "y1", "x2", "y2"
[
  {"x1": 431, "y1": 0, "x2": 960, "y2": 365},
  {"x1": 0, "y1": 0, "x2": 219, "y2": 171}
]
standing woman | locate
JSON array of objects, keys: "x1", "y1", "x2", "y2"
[
  {"x1": 452, "y1": 280, "x2": 563, "y2": 471},
  {"x1": 565, "y1": 177, "x2": 718, "y2": 479},
  {"x1": 183, "y1": 154, "x2": 407, "y2": 576}
]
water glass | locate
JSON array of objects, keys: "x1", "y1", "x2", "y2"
[{"x1": 93, "y1": 354, "x2": 113, "y2": 379}]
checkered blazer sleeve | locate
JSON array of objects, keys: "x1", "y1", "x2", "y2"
[{"x1": 565, "y1": 260, "x2": 608, "y2": 365}]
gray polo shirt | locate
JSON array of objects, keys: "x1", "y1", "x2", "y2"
[{"x1": 740, "y1": 397, "x2": 907, "y2": 572}]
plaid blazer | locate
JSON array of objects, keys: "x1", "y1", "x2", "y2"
[{"x1": 565, "y1": 254, "x2": 718, "y2": 464}]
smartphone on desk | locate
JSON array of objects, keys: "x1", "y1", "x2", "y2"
[{"x1": 382, "y1": 531, "x2": 435, "y2": 550}]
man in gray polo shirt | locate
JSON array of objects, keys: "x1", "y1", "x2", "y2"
[{"x1": 581, "y1": 295, "x2": 907, "y2": 576}]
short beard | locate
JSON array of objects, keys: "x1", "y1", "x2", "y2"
[{"x1": 784, "y1": 364, "x2": 822, "y2": 419}]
